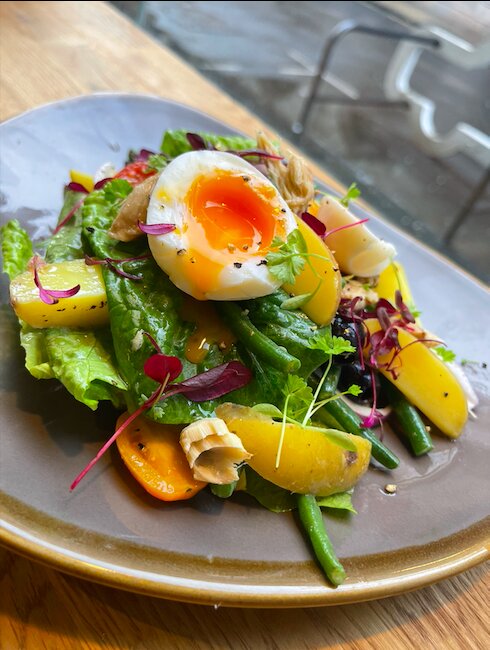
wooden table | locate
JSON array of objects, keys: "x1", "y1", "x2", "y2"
[{"x1": 0, "y1": 2, "x2": 488, "y2": 648}]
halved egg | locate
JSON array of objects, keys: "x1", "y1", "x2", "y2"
[{"x1": 146, "y1": 151, "x2": 297, "y2": 300}]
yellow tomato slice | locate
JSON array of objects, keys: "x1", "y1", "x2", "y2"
[{"x1": 116, "y1": 413, "x2": 207, "y2": 501}]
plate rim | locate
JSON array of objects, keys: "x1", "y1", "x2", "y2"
[{"x1": 1, "y1": 92, "x2": 489, "y2": 607}]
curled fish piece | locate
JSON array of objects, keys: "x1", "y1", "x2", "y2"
[
  {"x1": 317, "y1": 196, "x2": 396, "y2": 277},
  {"x1": 109, "y1": 174, "x2": 158, "y2": 241},
  {"x1": 180, "y1": 417, "x2": 252, "y2": 484}
]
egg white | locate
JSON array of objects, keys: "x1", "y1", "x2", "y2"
[{"x1": 146, "y1": 150, "x2": 297, "y2": 300}]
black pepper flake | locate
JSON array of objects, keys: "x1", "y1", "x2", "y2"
[
  {"x1": 483, "y1": 362, "x2": 488, "y2": 369},
  {"x1": 242, "y1": 244, "x2": 249, "y2": 251},
  {"x1": 257, "y1": 259, "x2": 267, "y2": 266},
  {"x1": 444, "y1": 392, "x2": 449, "y2": 397},
  {"x1": 72, "y1": 306, "x2": 77, "y2": 309},
  {"x1": 100, "y1": 300, "x2": 106, "y2": 308},
  {"x1": 177, "y1": 249, "x2": 186, "y2": 256},
  {"x1": 86, "y1": 227, "x2": 95, "y2": 233},
  {"x1": 242, "y1": 176, "x2": 250, "y2": 182},
  {"x1": 89, "y1": 305, "x2": 97, "y2": 310},
  {"x1": 234, "y1": 262, "x2": 242, "y2": 269},
  {"x1": 190, "y1": 257, "x2": 196, "y2": 264},
  {"x1": 280, "y1": 208, "x2": 286, "y2": 213},
  {"x1": 56, "y1": 308, "x2": 66, "y2": 312},
  {"x1": 137, "y1": 442, "x2": 145, "y2": 450}
]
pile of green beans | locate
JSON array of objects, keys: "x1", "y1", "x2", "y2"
[{"x1": 216, "y1": 302, "x2": 301, "y2": 373}]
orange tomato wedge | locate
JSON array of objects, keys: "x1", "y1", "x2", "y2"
[{"x1": 115, "y1": 413, "x2": 207, "y2": 501}]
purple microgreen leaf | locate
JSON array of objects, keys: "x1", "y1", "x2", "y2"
[
  {"x1": 132, "y1": 148, "x2": 156, "y2": 162},
  {"x1": 106, "y1": 261, "x2": 142, "y2": 281},
  {"x1": 164, "y1": 361, "x2": 252, "y2": 402},
  {"x1": 32, "y1": 256, "x2": 80, "y2": 305},
  {"x1": 301, "y1": 211, "x2": 326, "y2": 237},
  {"x1": 94, "y1": 177, "x2": 113, "y2": 190},
  {"x1": 66, "y1": 181, "x2": 89, "y2": 194},
  {"x1": 143, "y1": 332, "x2": 162, "y2": 353},
  {"x1": 53, "y1": 197, "x2": 86, "y2": 234},
  {"x1": 138, "y1": 221, "x2": 176, "y2": 235},
  {"x1": 144, "y1": 353, "x2": 183, "y2": 384},
  {"x1": 186, "y1": 132, "x2": 212, "y2": 150},
  {"x1": 229, "y1": 148, "x2": 283, "y2": 160},
  {"x1": 395, "y1": 290, "x2": 416, "y2": 324}
]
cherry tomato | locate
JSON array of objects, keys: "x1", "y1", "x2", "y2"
[
  {"x1": 114, "y1": 161, "x2": 156, "y2": 186},
  {"x1": 115, "y1": 413, "x2": 207, "y2": 501}
]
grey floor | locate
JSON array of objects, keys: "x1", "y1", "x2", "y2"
[{"x1": 112, "y1": 0, "x2": 490, "y2": 283}]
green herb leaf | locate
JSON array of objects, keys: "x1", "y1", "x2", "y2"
[
  {"x1": 252, "y1": 403, "x2": 283, "y2": 418},
  {"x1": 345, "y1": 384, "x2": 362, "y2": 396},
  {"x1": 316, "y1": 490, "x2": 357, "y2": 513},
  {"x1": 339, "y1": 182, "x2": 361, "y2": 207},
  {"x1": 102, "y1": 178, "x2": 133, "y2": 204},
  {"x1": 434, "y1": 346, "x2": 456, "y2": 363},
  {"x1": 282, "y1": 374, "x2": 314, "y2": 422},
  {"x1": 309, "y1": 330, "x2": 355, "y2": 357},
  {"x1": 147, "y1": 154, "x2": 168, "y2": 173},
  {"x1": 266, "y1": 230, "x2": 307, "y2": 284}
]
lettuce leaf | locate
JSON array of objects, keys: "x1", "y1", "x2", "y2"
[
  {"x1": 2, "y1": 190, "x2": 126, "y2": 409},
  {"x1": 1, "y1": 219, "x2": 33, "y2": 279},
  {"x1": 160, "y1": 130, "x2": 255, "y2": 158},
  {"x1": 316, "y1": 491, "x2": 357, "y2": 514},
  {"x1": 244, "y1": 468, "x2": 296, "y2": 512},
  {"x1": 44, "y1": 189, "x2": 86, "y2": 262}
]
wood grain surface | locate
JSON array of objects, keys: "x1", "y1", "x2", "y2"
[{"x1": 0, "y1": 2, "x2": 488, "y2": 649}]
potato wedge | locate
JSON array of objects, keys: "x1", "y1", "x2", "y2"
[
  {"x1": 282, "y1": 217, "x2": 342, "y2": 326},
  {"x1": 216, "y1": 403, "x2": 371, "y2": 496},
  {"x1": 365, "y1": 319, "x2": 467, "y2": 438},
  {"x1": 10, "y1": 259, "x2": 108, "y2": 328}
]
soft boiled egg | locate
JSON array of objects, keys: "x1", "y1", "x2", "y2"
[{"x1": 146, "y1": 150, "x2": 297, "y2": 300}]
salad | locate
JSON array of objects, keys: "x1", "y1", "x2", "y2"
[{"x1": 1, "y1": 129, "x2": 476, "y2": 587}]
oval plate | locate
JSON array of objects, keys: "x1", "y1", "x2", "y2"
[{"x1": 0, "y1": 94, "x2": 488, "y2": 607}]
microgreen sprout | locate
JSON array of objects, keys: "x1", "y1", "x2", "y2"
[
  {"x1": 31, "y1": 255, "x2": 80, "y2": 305},
  {"x1": 70, "y1": 342, "x2": 252, "y2": 490},
  {"x1": 339, "y1": 182, "x2": 361, "y2": 207}
]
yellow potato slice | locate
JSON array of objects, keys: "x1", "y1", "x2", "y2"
[
  {"x1": 216, "y1": 403, "x2": 371, "y2": 496},
  {"x1": 10, "y1": 259, "x2": 108, "y2": 328},
  {"x1": 283, "y1": 217, "x2": 342, "y2": 326},
  {"x1": 365, "y1": 320, "x2": 467, "y2": 438}
]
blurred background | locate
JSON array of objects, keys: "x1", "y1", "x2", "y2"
[{"x1": 112, "y1": 0, "x2": 490, "y2": 282}]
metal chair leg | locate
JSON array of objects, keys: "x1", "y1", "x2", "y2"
[
  {"x1": 292, "y1": 20, "x2": 439, "y2": 137},
  {"x1": 442, "y1": 168, "x2": 490, "y2": 245}
]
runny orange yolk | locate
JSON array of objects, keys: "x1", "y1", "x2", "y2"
[
  {"x1": 175, "y1": 171, "x2": 285, "y2": 299},
  {"x1": 186, "y1": 171, "x2": 281, "y2": 253}
]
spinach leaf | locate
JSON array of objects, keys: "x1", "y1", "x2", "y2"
[{"x1": 245, "y1": 468, "x2": 296, "y2": 512}]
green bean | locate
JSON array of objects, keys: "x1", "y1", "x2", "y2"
[
  {"x1": 382, "y1": 380, "x2": 433, "y2": 456},
  {"x1": 317, "y1": 399, "x2": 400, "y2": 469},
  {"x1": 297, "y1": 494, "x2": 345, "y2": 586},
  {"x1": 217, "y1": 302, "x2": 301, "y2": 373},
  {"x1": 318, "y1": 364, "x2": 341, "y2": 397}
]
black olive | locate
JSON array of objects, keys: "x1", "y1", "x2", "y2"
[
  {"x1": 338, "y1": 362, "x2": 389, "y2": 406},
  {"x1": 331, "y1": 315, "x2": 365, "y2": 364}
]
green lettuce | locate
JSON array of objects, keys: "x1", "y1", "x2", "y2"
[
  {"x1": 1, "y1": 219, "x2": 33, "y2": 279},
  {"x1": 1, "y1": 193, "x2": 126, "y2": 409},
  {"x1": 160, "y1": 129, "x2": 256, "y2": 158},
  {"x1": 316, "y1": 491, "x2": 357, "y2": 514}
]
